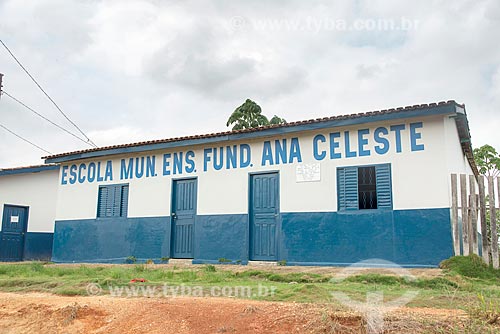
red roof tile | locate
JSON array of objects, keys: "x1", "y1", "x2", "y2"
[{"x1": 43, "y1": 100, "x2": 463, "y2": 161}]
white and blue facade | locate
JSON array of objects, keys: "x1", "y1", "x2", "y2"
[
  {"x1": 43, "y1": 101, "x2": 477, "y2": 267},
  {"x1": 0, "y1": 165, "x2": 59, "y2": 261}
]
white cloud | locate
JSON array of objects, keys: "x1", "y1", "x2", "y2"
[
  {"x1": 87, "y1": 126, "x2": 150, "y2": 146},
  {"x1": 0, "y1": 0, "x2": 499, "y2": 167}
]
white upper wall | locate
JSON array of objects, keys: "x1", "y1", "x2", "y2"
[
  {"x1": 0, "y1": 169, "x2": 59, "y2": 232},
  {"x1": 54, "y1": 114, "x2": 462, "y2": 220}
]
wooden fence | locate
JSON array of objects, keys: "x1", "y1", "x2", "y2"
[{"x1": 451, "y1": 174, "x2": 499, "y2": 268}]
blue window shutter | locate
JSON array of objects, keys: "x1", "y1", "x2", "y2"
[
  {"x1": 97, "y1": 184, "x2": 129, "y2": 218},
  {"x1": 344, "y1": 167, "x2": 359, "y2": 210},
  {"x1": 337, "y1": 168, "x2": 346, "y2": 210},
  {"x1": 120, "y1": 185, "x2": 129, "y2": 217},
  {"x1": 107, "y1": 186, "x2": 117, "y2": 217},
  {"x1": 97, "y1": 187, "x2": 109, "y2": 217},
  {"x1": 338, "y1": 167, "x2": 358, "y2": 211},
  {"x1": 376, "y1": 164, "x2": 392, "y2": 209},
  {"x1": 112, "y1": 185, "x2": 122, "y2": 217}
]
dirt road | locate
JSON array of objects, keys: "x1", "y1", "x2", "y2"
[{"x1": 0, "y1": 292, "x2": 469, "y2": 334}]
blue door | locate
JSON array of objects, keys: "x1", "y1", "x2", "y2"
[
  {"x1": 250, "y1": 172, "x2": 280, "y2": 261},
  {"x1": 171, "y1": 178, "x2": 197, "y2": 258},
  {"x1": 0, "y1": 205, "x2": 28, "y2": 261}
]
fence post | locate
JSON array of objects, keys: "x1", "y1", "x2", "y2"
[
  {"x1": 461, "y1": 174, "x2": 470, "y2": 256},
  {"x1": 489, "y1": 176, "x2": 499, "y2": 268},
  {"x1": 478, "y1": 176, "x2": 489, "y2": 264},
  {"x1": 451, "y1": 174, "x2": 460, "y2": 255},
  {"x1": 469, "y1": 175, "x2": 478, "y2": 255}
]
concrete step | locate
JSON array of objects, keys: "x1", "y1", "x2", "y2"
[
  {"x1": 168, "y1": 259, "x2": 193, "y2": 266},
  {"x1": 247, "y1": 260, "x2": 277, "y2": 266}
]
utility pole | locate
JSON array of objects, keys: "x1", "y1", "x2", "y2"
[{"x1": 0, "y1": 73, "x2": 3, "y2": 99}]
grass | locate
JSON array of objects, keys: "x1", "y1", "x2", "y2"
[
  {"x1": 440, "y1": 254, "x2": 500, "y2": 280},
  {"x1": 0, "y1": 256, "x2": 498, "y2": 309},
  {"x1": 0, "y1": 257, "x2": 498, "y2": 332}
]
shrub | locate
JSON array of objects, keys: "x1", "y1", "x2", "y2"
[
  {"x1": 204, "y1": 265, "x2": 216, "y2": 273},
  {"x1": 125, "y1": 256, "x2": 137, "y2": 264},
  {"x1": 440, "y1": 255, "x2": 500, "y2": 280}
]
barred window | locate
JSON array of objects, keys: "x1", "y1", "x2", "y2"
[{"x1": 337, "y1": 164, "x2": 392, "y2": 211}]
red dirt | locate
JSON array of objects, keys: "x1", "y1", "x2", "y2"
[{"x1": 0, "y1": 292, "x2": 470, "y2": 334}]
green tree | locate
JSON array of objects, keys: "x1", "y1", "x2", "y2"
[
  {"x1": 473, "y1": 144, "x2": 500, "y2": 177},
  {"x1": 474, "y1": 145, "x2": 500, "y2": 251},
  {"x1": 226, "y1": 99, "x2": 286, "y2": 130},
  {"x1": 269, "y1": 115, "x2": 287, "y2": 125}
]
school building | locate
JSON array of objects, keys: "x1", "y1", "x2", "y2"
[{"x1": 0, "y1": 100, "x2": 477, "y2": 267}]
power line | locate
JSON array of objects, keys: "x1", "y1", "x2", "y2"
[
  {"x1": 0, "y1": 123, "x2": 52, "y2": 155},
  {"x1": 0, "y1": 39, "x2": 98, "y2": 148},
  {"x1": 2, "y1": 90, "x2": 94, "y2": 147}
]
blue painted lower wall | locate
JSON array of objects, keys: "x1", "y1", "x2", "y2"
[
  {"x1": 280, "y1": 208, "x2": 453, "y2": 267},
  {"x1": 193, "y1": 214, "x2": 248, "y2": 264},
  {"x1": 52, "y1": 217, "x2": 170, "y2": 263},
  {"x1": 23, "y1": 232, "x2": 54, "y2": 261},
  {"x1": 52, "y1": 208, "x2": 453, "y2": 267}
]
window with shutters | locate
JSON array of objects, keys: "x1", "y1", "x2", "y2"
[
  {"x1": 97, "y1": 184, "x2": 129, "y2": 218},
  {"x1": 337, "y1": 164, "x2": 392, "y2": 211}
]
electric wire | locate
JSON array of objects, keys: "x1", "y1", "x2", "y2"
[
  {"x1": 0, "y1": 123, "x2": 52, "y2": 154},
  {"x1": 2, "y1": 90, "x2": 94, "y2": 147},
  {"x1": 0, "y1": 39, "x2": 97, "y2": 148}
]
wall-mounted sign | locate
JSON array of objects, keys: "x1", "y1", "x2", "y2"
[
  {"x1": 296, "y1": 163, "x2": 321, "y2": 182},
  {"x1": 60, "y1": 121, "x2": 425, "y2": 185},
  {"x1": 10, "y1": 216, "x2": 19, "y2": 223}
]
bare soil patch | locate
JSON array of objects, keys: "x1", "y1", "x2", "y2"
[{"x1": 0, "y1": 292, "x2": 468, "y2": 334}]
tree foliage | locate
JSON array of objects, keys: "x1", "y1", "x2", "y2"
[
  {"x1": 226, "y1": 99, "x2": 286, "y2": 130},
  {"x1": 473, "y1": 144, "x2": 500, "y2": 177},
  {"x1": 269, "y1": 115, "x2": 287, "y2": 125},
  {"x1": 474, "y1": 145, "x2": 500, "y2": 247}
]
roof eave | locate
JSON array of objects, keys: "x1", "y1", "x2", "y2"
[
  {"x1": 0, "y1": 164, "x2": 59, "y2": 177},
  {"x1": 44, "y1": 103, "x2": 458, "y2": 164},
  {"x1": 452, "y1": 105, "x2": 479, "y2": 177}
]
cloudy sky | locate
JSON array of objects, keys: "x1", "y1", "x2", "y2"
[{"x1": 0, "y1": 0, "x2": 499, "y2": 167}]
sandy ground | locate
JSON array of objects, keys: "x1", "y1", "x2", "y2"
[{"x1": 0, "y1": 292, "x2": 469, "y2": 334}]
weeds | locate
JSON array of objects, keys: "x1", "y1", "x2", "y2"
[
  {"x1": 204, "y1": 265, "x2": 217, "y2": 273},
  {"x1": 125, "y1": 256, "x2": 137, "y2": 264},
  {"x1": 134, "y1": 264, "x2": 146, "y2": 273},
  {"x1": 470, "y1": 293, "x2": 500, "y2": 325},
  {"x1": 440, "y1": 255, "x2": 500, "y2": 280},
  {"x1": 277, "y1": 260, "x2": 287, "y2": 266},
  {"x1": 218, "y1": 258, "x2": 232, "y2": 264}
]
